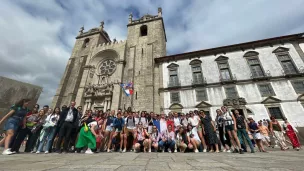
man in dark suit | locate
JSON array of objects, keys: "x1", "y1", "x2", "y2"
[{"x1": 55, "y1": 101, "x2": 78, "y2": 153}]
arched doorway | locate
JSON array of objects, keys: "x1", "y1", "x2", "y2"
[{"x1": 169, "y1": 103, "x2": 183, "y2": 113}]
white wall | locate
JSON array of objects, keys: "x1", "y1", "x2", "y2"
[{"x1": 161, "y1": 42, "x2": 304, "y2": 126}]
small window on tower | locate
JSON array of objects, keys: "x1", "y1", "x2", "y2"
[
  {"x1": 83, "y1": 38, "x2": 90, "y2": 48},
  {"x1": 140, "y1": 25, "x2": 148, "y2": 36}
]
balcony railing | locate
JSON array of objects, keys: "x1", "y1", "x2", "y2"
[
  {"x1": 168, "y1": 81, "x2": 181, "y2": 88},
  {"x1": 251, "y1": 70, "x2": 271, "y2": 80},
  {"x1": 220, "y1": 74, "x2": 237, "y2": 84},
  {"x1": 282, "y1": 67, "x2": 304, "y2": 77},
  {"x1": 192, "y1": 77, "x2": 207, "y2": 86}
]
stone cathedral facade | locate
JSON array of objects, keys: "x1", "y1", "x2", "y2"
[
  {"x1": 52, "y1": 8, "x2": 304, "y2": 128},
  {"x1": 52, "y1": 8, "x2": 165, "y2": 113}
]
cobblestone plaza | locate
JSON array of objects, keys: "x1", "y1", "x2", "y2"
[{"x1": 0, "y1": 149, "x2": 303, "y2": 171}]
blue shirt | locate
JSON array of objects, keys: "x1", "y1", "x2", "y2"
[{"x1": 113, "y1": 118, "x2": 125, "y2": 131}]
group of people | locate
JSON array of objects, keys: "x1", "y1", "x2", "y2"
[{"x1": 0, "y1": 99, "x2": 301, "y2": 155}]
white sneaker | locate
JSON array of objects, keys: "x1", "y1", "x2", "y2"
[
  {"x1": 227, "y1": 149, "x2": 232, "y2": 153},
  {"x1": 36, "y1": 151, "x2": 40, "y2": 154},
  {"x1": 31, "y1": 151, "x2": 35, "y2": 153},
  {"x1": 122, "y1": 149, "x2": 126, "y2": 153},
  {"x1": 107, "y1": 149, "x2": 111, "y2": 153},
  {"x1": 45, "y1": 151, "x2": 49, "y2": 154},
  {"x1": 162, "y1": 149, "x2": 165, "y2": 153},
  {"x1": 149, "y1": 149, "x2": 151, "y2": 153},
  {"x1": 194, "y1": 149, "x2": 199, "y2": 153},
  {"x1": 203, "y1": 149, "x2": 207, "y2": 152},
  {"x1": 2, "y1": 149, "x2": 13, "y2": 155},
  {"x1": 85, "y1": 149, "x2": 93, "y2": 154},
  {"x1": 174, "y1": 149, "x2": 177, "y2": 153},
  {"x1": 222, "y1": 149, "x2": 227, "y2": 152},
  {"x1": 168, "y1": 149, "x2": 172, "y2": 153}
]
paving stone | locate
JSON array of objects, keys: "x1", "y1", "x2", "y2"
[{"x1": 0, "y1": 148, "x2": 303, "y2": 170}]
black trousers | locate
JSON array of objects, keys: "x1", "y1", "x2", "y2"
[
  {"x1": 9, "y1": 127, "x2": 21, "y2": 149},
  {"x1": 69, "y1": 126, "x2": 81, "y2": 150},
  {"x1": 11, "y1": 127, "x2": 32, "y2": 152},
  {"x1": 218, "y1": 126, "x2": 231, "y2": 148},
  {"x1": 56, "y1": 122, "x2": 74, "y2": 152},
  {"x1": 25, "y1": 127, "x2": 42, "y2": 152}
]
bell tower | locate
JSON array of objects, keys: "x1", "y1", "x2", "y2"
[{"x1": 123, "y1": 7, "x2": 167, "y2": 113}]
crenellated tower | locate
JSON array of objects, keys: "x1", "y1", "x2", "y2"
[{"x1": 122, "y1": 7, "x2": 167, "y2": 112}]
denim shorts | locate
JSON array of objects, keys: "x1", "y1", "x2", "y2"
[{"x1": 4, "y1": 117, "x2": 21, "y2": 131}]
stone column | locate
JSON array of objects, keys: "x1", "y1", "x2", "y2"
[{"x1": 104, "y1": 100, "x2": 108, "y2": 113}]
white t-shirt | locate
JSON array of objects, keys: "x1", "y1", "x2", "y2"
[
  {"x1": 187, "y1": 129, "x2": 200, "y2": 142},
  {"x1": 174, "y1": 117, "x2": 181, "y2": 127},
  {"x1": 88, "y1": 121, "x2": 99, "y2": 131},
  {"x1": 65, "y1": 108, "x2": 74, "y2": 122},
  {"x1": 160, "y1": 119, "x2": 167, "y2": 133},
  {"x1": 188, "y1": 116, "x2": 200, "y2": 127}
]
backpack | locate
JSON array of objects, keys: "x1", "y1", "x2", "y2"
[{"x1": 126, "y1": 117, "x2": 135, "y2": 126}]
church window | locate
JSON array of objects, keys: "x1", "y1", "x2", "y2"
[
  {"x1": 258, "y1": 83, "x2": 275, "y2": 97},
  {"x1": 83, "y1": 38, "x2": 90, "y2": 48},
  {"x1": 273, "y1": 47, "x2": 298, "y2": 75},
  {"x1": 291, "y1": 80, "x2": 304, "y2": 94},
  {"x1": 196, "y1": 89, "x2": 207, "y2": 101},
  {"x1": 243, "y1": 51, "x2": 265, "y2": 78},
  {"x1": 140, "y1": 25, "x2": 148, "y2": 36},
  {"x1": 100, "y1": 59, "x2": 116, "y2": 75},
  {"x1": 170, "y1": 92, "x2": 180, "y2": 103},
  {"x1": 267, "y1": 107, "x2": 284, "y2": 120},
  {"x1": 190, "y1": 60, "x2": 204, "y2": 85},
  {"x1": 215, "y1": 56, "x2": 233, "y2": 82},
  {"x1": 225, "y1": 86, "x2": 238, "y2": 98},
  {"x1": 167, "y1": 63, "x2": 180, "y2": 87}
]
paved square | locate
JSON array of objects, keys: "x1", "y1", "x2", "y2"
[{"x1": 0, "y1": 150, "x2": 303, "y2": 171}]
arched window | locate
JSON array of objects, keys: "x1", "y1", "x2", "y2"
[
  {"x1": 243, "y1": 51, "x2": 266, "y2": 78},
  {"x1": 83, "y1": 38, "x2": 90, "y2": 48},
  {"x1": 140, "y1": 25, "x2": 148, "y2": 36},
  {"x1": 167, "y1": 63, "x2": 180, "y2": 87},
  {"x1": 189, "y1": 59, "x2": 204, "y2": 85}
]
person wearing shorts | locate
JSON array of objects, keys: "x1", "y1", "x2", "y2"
[{"x1": 112, "y1": 112, "x2": 126, "y2": 153}]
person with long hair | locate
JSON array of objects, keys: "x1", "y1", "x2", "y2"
[
  {"x1": 269, "y1": 116, "x2": 288, "y2": 150},
  {"x1": 221, "y1": 106, "x2": 243, "y2": 154},
  {"x1": 11, "y1": 107, "x2": 39, "y2": 153},
  {"x1": 186, "y1": 124, "x2": 200, "y2": 153},
  {"x1": 150, "y1": 125, "x2": 160, "y2": 152},
  {"x1": 188, "y1": 111, "x2": 207, "y2": 152},
  {"x1": 76, "y1": 118, "x2": 103, "y2": 154},
  {"x1": 134, "y1": 122, "x2": 151, "y2": 152},
  {"x1": 215, "y1": 109, "x2": 231, "y2": 152},
  {"x1": 0, "y1": 99, "x2": 31, "y2": 155},
  {"x1": 200, "y1": 110, "x2": 219, "y2": 153},
  {"x1": 176, "y1": 126, "x2": 188, "y2": 153},
  {"x1": 248, "y1": 117, "x2": 266, "y2": 152},
  {"x1": 26, "y1": 109, "x2": 46, "y2": 153},
  {"x1": 282, "y1": 118, "x2": 300, "y2": 151},
  {"x1": 36, "y1": 107, "x2": 60, "y2": 154}
]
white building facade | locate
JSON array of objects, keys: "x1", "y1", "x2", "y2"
[{"x1": 156, "y1": 33, "x2": 304, "y2": 127}]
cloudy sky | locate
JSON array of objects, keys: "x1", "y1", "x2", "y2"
[{"x1": 0, "y1": 0, "x2": 304, "y2": 106}]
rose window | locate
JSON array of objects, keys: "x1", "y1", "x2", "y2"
[{"x1": 100, "y1": 59, "x2": 116, "y2": 75}]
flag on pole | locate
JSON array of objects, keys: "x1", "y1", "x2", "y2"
[{"x1": 120, "y1": 82, "x2": 134, "y2": 96}]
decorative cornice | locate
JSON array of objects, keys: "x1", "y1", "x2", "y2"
[{"x1": 155, "y1": 33, "x2": 304, "y2": 64}]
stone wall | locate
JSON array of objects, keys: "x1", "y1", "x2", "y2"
[{"x1": 0, "y1": 76, "x2": 42, "y2": 128}]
